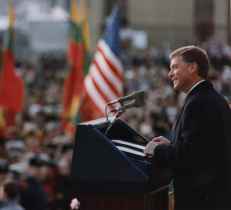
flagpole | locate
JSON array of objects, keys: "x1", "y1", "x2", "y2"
[{"x1": 228, "y1": 0, "x2": 231, "y2": 45}]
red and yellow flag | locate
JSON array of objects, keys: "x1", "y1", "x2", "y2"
[
  {"x1": 0, "y1": 0, "x2": 24, "y2": 137},
  {"x1": 62, "y1": 0, "x2": 90, "y2": 134}
]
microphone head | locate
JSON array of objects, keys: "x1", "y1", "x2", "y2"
[
  {"x1": 109, "y1": 89, "x2": 147, "y2": 109},
  {"x1": 133, "y1": 90, "x2": 147, "y2": 107},
  {"x1": 112, "y1": 90, "x2": 147, "y2": 112}
]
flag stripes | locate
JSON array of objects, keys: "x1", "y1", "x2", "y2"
[
  {"x1": 97, "y1": 40, "x2": 123, "y2": 78},
  {"x1": 67, "y1": 5, "x2": 124, "y2": 122},
  {"x1": 84, "y1": 76, "x2": 106, "y2": 112},
  {"x1": 83, "y1": 38, "x2": 123, "y2": 114},
  {"x1": 92, "y1": 59, "x2": 121, "y2": 97},
  {"x1": 89, "y1": 65, "x2": 117, "y2": 101},
  {"x1": 84, "y1": 33, "x2": 123, "y2": 113}
]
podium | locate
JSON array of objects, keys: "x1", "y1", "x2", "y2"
[{"x1": 71, "y1": 118, "x2": 171, "y2": 210}]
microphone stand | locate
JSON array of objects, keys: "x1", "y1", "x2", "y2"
[
  {"x1": 104, "y1": 102, "x2": 149, "y2": 143},
  {"x1": 104, "y1": 102, "x2": 125, "y2": 136},
  {"x1": 104, "y1": 109, "x2": 124, "y2": 136}
]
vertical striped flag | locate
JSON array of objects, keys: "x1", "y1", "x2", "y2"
[
  {"x1": 62, "y1": 0, "x2": 90, "y2": 134},
  {"x1": 79, "y1": 6, "x2": 124, "y2": 121}
]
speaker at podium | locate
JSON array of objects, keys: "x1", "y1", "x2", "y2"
[{"x1": 71, "y1": 118, "x2": 171, "y2": 210}]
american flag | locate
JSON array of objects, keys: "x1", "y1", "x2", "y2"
[{"x1": 80, "y1": 6, "x2": 123, "y2": 120}]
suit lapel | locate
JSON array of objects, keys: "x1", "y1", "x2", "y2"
[{"x1": 172, "y1": 104, "x2": 185, "y2": 143}]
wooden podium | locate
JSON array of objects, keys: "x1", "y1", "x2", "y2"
[{"x1": 71, "y1": 118, "x2": 171, "y2": 210}]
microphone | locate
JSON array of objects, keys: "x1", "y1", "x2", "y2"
[
  {"x1": 119, "y1": 100, "x2": 143, "y2": 111},
  {"x1": 109, "y1": 90, "x2": 146, "y2": 113},
  {"x1": 105, "y1": 90, "x2": 147, "y2": 136},
  {"x1": 108, "y1": 90, "x2": 147, "y2": 106}
]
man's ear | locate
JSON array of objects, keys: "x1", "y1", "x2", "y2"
[{"x1": 189, "y1": 63, "x2": 198, "y2": 74}]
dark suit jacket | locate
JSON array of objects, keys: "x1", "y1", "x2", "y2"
[{"x1": 153, "y1": 81, "x2": 231, "y2": 210}]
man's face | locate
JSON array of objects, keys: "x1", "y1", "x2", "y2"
[{"x1": 168, "y1": 56, "x2": 193, "y2": 93}]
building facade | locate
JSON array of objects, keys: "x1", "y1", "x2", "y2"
[
  {"x1": 100, "y1": 0, "x2": 229, "y2": 48},
  {"x1": 0, "y1": 0, "x2": 229, "y2": 54}
]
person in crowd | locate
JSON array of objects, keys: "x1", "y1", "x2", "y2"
[
  {"x1": 0, "y1": 160, "x2": 9, "y2": 187},
  {"x1": 144, "y1": 46, "x2": 231, "y2": 210},
  {"x1": 0, "y1": 181, "x2": 25, "y2": 210},
  {"x1": 19, "y1": 156, "x2": 49, "y2": 210}
]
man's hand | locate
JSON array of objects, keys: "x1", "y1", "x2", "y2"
[
  {"x1": 70, "y1": 198, "x2": 80, "y2": 210},
  {"x1": 144, "y1": 136, "x2": 170, "y2": 157},
  {"x1": 152, "y1": 136, "x2": 171, "y2": 145}
]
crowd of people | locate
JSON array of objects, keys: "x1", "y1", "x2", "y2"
[{"x1": 0, "y1": 37, "x2": 230, "y2": 210}]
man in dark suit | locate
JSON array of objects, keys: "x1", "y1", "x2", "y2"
[{"x1": 145, "y1": 46, "x2": 231, "y2": 210}]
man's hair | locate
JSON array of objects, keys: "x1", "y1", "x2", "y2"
[
  {"x1": 170, "y1": 45, "x2": 210, "y2": 79},
  {"x1": 3, "y1": 182, "x2": 19, "y2": 200}
]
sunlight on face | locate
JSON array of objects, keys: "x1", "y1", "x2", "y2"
[{"x1": 168, "y1": 56, "x2": 193, "y2": 93}]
